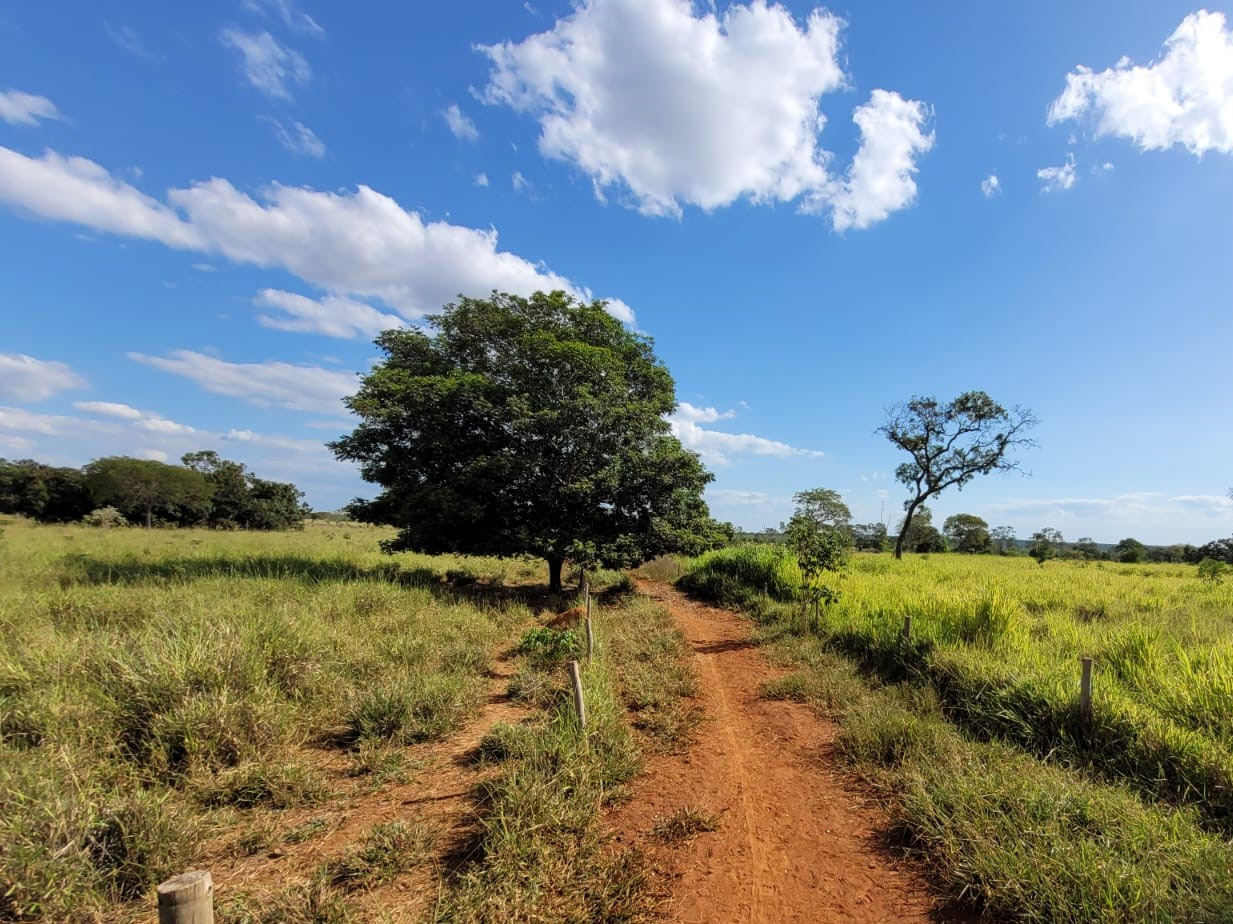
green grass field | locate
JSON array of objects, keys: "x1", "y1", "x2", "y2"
[
  {"x1": 0, "y1": 519, "x2": 691, "y2": 923},
  {"x1": 679, "y1": 545, "x2": 1233, "y2": 923}
]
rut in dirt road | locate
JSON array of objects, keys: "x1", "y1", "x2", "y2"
[{"x1": 611, "y1": 580, "x2": 952, "y2": 924}]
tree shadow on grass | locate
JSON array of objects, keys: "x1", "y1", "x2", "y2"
[{"x1": 54, "y1": 552, "x2": 581, "y2": 615}]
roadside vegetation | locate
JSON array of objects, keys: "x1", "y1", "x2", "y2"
[
  {"x1": 0, "y1": 518, "x2": 694, "y2": 922},
  {"x1": 438, "y1": 585, "x2": 696, "y2": 923},
  {"x1": 676, "y1": 544, "x2": 1233, "y2": 921}
]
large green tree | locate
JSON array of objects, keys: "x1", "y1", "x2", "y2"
[
  {"x1": 943, "y1": 513, "x2": 992, "y2": 554},
  {"x1": 83, "y1": 457, "x2": 213, "y2": 528},
  {"x1": 878, "y1": 391, "x2": 1037, "y2": 559},
  {"x1": 789, "y1": 487, "x2": 852, "y2": 535},
  {"x1": 331, "y1": 291, "x2": 722, "y2": 591},
  {"x1": 182, "y1": 450, "x2": 307, "y2": 530}
]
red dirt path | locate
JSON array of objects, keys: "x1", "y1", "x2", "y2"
[{"x1": 608, "y1": 580, "x2": 954, "y2": 923}]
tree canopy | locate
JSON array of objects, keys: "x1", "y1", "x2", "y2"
[
  {"x1": 84, "y1": 457, "x2": 213, "y2": 528},
  {"x1": 331, "y1": 290, "x2": 724, "y2": 591},
  {"x1": 1029, "y1": 527, "x2": 1063, "y2": 565},
  {"x1": 182, "y1": 450, "x2": 307, "y2": 530},
  {"x1": 878, "y1": 391, "x2": 1037, "y2": 559},
  {"x1": 790, "y1": 488, "x2": 852, "y2": 534},
  {"x1": 784, "y1": 487, "x2": 851, "y2": 580},
  {"x1": 1, "y1": 454, "x2": 306, "y2": 529},
  {"x1": 943, "y1": 513, "x2": 992, "y2": 554}
]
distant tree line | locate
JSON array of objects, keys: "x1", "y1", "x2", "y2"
[
  {"x1": 0, "y1": 451, "x2": 307, "y2": 529},
  {"x1": 735, "y1": 506, "x2": 1232, "y2": 565}
]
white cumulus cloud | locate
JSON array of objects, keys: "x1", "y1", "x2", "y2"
[
  {"x1": 981, "y1": 174, "x2": 1001, "y2": 197},
  {"x1": 0, "y1": 145, "x2": 635, "y2": 327},
  {"x1": 0, "y1": 148, "x2": 203, "y2": 248},
  {"x1": 0, "y1": 90, "x2": 63, "y2": 126},
  {"x1": 1047, "y1": 10, "x2": 1233, "y2": 156},
  {"x1": 1037, "y1": 153, "x2": 1077, "y2": 191},
  {"x1": 666, "y1": 403, "x2": 822, "y2": 466},
  {"x1": 0, "y1": 354, "x2": 86, "y2": 402},
  {"x1": 481, "y1": 0, "x2": 931, "y2": 229},
  {"x1": 221, "y1": 28, "x2": 311, "y2": 101},
  {"x1": 826, "y1": 90, "x2": 934, "y2": 231},
  {"x1": 673, "y1": 402, "x2": 737, "y2": 424}
]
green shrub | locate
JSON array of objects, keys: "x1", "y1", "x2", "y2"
[
  {"x1": 677, "y1": 544, "x2": 802, "y2": 605},
  {"x1": 517, "y1": 626, "x2": 580, "y2": 666}
]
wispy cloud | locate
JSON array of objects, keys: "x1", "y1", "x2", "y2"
[
  {"x1": 220, "y1": 28, "x2": 310, "y2": 101},
  {"x1": 104, "y1": 23, "x2": 160, "y2": 61},
  {"x1": 128, "y1": 350, "x2": 356, "y2": 415},
  {"x1": 981, "y1": 174, "x2": 1000, "y2": 197},
  {"x1": 443, "y1": 104, "x2": 479, "y2": 142},
  {"x1": 0, "y1": 89, "x2": 62, "y2": 126},
  {"x1": 265, "y1": 117, "x2": 326, "y2": 157},
  {"x1": 0, "y1": 354, "x2": 85, "y2": 401},
  {"x1": 241, "y1": 0, "x2": 325, "y2": 37},
  {"x1": 1037, "y1": 153, "x2": 1077, "y2": 192},
  {"x1": 254, "y1": 289, "x2": 404, "y2": 338}
]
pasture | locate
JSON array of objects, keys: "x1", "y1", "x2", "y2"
[
  {"x1": 0, "y1": 519, "x2": 692, "y2": 922},
  {"x1": 680, "y1": 547, "x2": 1233, "y2": 922}
]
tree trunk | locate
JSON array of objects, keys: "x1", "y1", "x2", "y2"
[
  {"x1": 894, "y1": 498, "x2": 921, "y2": 560},
  {"x1": 547, "y1": 556, "x2": 564, "y2": 594},
  {"x1": 145, "y1": 507, "x2": 153, "y2": 529}
]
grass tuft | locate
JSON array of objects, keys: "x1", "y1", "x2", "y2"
[{"x1": 651, "y1": 806, "x2": 719, "y2": 843}]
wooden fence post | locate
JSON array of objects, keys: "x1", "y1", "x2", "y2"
[
  {"x1": 584, "y1": 580, "x2": 594, "y2": 659},
  {"x1": 568, "y1": 659, "x2": 587, "y2": 731},
  {"x1": 1080, "y1": 656, "x2": 1093, "y2": 721},
  {"x1": 157, "y1": 870, "x2": 213, "y2": 924},
  {"x1": 902, "y1": 615, "x2": 912, "y2": 644}
]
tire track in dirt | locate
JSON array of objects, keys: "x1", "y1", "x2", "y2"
[{"x1": 608, "y1": 580, "x2": 953, "y2": 923}]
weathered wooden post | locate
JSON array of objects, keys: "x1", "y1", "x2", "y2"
[
  {"x1": 584, "y1": 579, "x2": 594, "y2": 659},
  {"x1": 902, "y1": 615, "x2": 912, "y2": 644},
  {"x1": 1079, "y1": 656, "x2": 1093, "y2": 721},
  {"x1": 158, "y1": 870, "x2": 213, "y2": 924},
  {"x1": 568, "y1": 659, "x2": 587, "y2": 731}
]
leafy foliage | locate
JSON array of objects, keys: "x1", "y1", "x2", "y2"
[
  {"x1": 84, "y1": 457, "x2": 214, "y2": 528},
  {"x1": 878, "y1": 391, "x2": 1037, "y2": 558},
  {"x1": 943, "y1": 513, "x2": 992, "y2": 554},
  {"x1": 0, "y1": 459, "x2": 93, "y2": 522},
  {"x1": 1028, "y1": 528, "x2": 1061, "y2": 566},
  {"x1": 183, "y1": 451, "x2": 307, "y2": 530},
  {"x1": 332, "y1": 290, "x2": 721, "y2": 590}
]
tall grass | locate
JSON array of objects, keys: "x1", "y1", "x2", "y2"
[
  {"x1": 0, "y1": 518, "x2": 532, "y2": 921},
  {"x1": 439, "y1": 593, "x2": 694, "y2": 923},
  {"x1": 686, "y1": 547, "x2": 1233, "y2": 921}
]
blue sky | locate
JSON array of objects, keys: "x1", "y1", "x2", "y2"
[{"x1": 2, "y1": 0, "x2": 1232, "y2": 544}]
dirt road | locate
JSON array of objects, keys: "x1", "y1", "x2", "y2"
[{"x1": 609, "y1": 581, "x2": 948, "y2": 923}]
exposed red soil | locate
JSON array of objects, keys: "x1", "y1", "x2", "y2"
[{"x1": 608, "y1": 580, "x2": 956, "y2": 924}]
